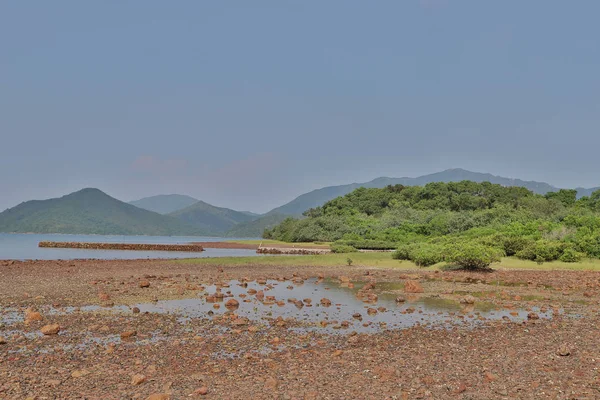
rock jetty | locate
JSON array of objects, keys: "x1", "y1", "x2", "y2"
[{"x1": 38, "y1": 241, "x2": 204, "y2": 252}]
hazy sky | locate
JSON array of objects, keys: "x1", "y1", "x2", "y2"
[{"x1": 2, "y1": 1, "x2": 600, "y2": 213}]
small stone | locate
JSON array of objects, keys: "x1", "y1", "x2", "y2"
[
  {"x1": 404, "y1": 280, "x2": 424, "y2": 293},
  {"x1": 320, "y1": 298, "x2": 332, "y2": 306},
  {"x1": 40, "y1": 324, "x2": 60, "y2": 335},
  {"x1": 71, "y1": 370, "x2": 90, "y2": 378},
  {"x1": 132, "y1": 307, "x2": 140, "y2": 314},
  {"x1": 484, "y1": 372, "x2": 497, "y2": 382},
  {"x1": 556, "y1": 344, "x2": 571, "y2": 356},
  {"x1": 0, "y1": 337, "x2": 6, "y2": 345},
  {"x1": 131, "y1": 374, "x2": 147, "y2": 385},
  {"x1": 194, "y1": 387, "x2": 208, "y2": 396},
  {"x1": 25, "y1": 309, "x2": 43, "y2": 322},
  {"x1": 461, "y1": 295, "x2": 476, "y2": 305},
  {"x1": 225, "y1": 299, "x2": 239, "y2": 309},
  {"x1": 139, "y1": 280, "x2": 151, "y2": 288},
  {"x1": 121, "y1": 330, "x2": 137, "y2": 339},
  {"x1": 333, "y1": 349, "x2": 343, "y2": 357},
  {"x1": 527, "y1": 312, "x2": 540, "y2": 320},
  {"x1": 147, "y1": 394, "x2": 171, "y2": 400},
  {"x1": 395, "y1": 296, "x2": 406, "y2": 303}
]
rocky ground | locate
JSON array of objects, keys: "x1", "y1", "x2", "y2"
[{"x1": 1, "y1": 259, "x2": 600, "y2": 399}]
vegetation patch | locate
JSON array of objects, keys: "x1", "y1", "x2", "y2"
[{"x1": 264, "y1": 181, "x2": 600, "y2": 269}]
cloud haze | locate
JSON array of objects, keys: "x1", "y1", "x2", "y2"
[{"x1": 1, "y1": 1, "x2": 600, "y2": 213}]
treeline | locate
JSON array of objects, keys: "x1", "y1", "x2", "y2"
[{"x1": 264, "y1": 181, "x2": 600, "y2": 268}]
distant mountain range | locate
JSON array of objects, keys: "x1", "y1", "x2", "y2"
[
  {"x1": 167, "y1": 200, "x2": 256, "y2": 236},
  {"x1": 267, "y1": 168, "x2": 589, "y2": 217},
  {"x1": 2, "y1": 169, "x2": 598, "y2": 237},
  {"x1": 0, "y1": 188, "x2": 202, "y2": 236},
  {"x1": 129, "y1": 194, "x2": 199, "y2": 214}
]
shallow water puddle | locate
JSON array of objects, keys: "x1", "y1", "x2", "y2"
[
  {"x1": 129, "y1": 278, "x2": 556, "y2": 333},
  {"x1": 1, "y1": 279, "x2": 558, "y2": 335}
]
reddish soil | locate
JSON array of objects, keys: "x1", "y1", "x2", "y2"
[{"x1": 1, "y1": 259, "x2": 600, "y2": 399}]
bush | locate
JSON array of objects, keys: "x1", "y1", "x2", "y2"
[
  {"x1": 516, "y1": 240, "x2": 564, "y2": 262},
  {"x1": 559, "y1": 248, "x2": 585, "y2": 263},
  {"x1": 498, "y1": 236, "x2": 530, "y2": 256},
  {"x1": 330, "y1": 243, "x2": 358, "y2": 254},
  {"x1": 410, "y1": 244, "x2": 445, "y2": 267},
  {"x1": 392, "y1": 244, "x2": 414, "y2": 260},
  {"x1": 447, "y1": 243, "x2": 502, "y2": 270}
]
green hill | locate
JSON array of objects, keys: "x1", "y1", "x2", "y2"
[
  {"x1": 168, "y1": 200, "x2": 257, "y2": 236},
  {"x1": 266, "y1": 168, "x2": 574, "y2": 217},
  {"x1": 129, "y1": 194, "x2": 199, "y2": 214},
  {"x1": 265, "y1": 181, "x2": 600, "y2": 267},
  {"x1": 0, "y1": 188, "x2": 203, "y2": 235}
]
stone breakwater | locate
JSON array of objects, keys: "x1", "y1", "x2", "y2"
[
  {"x1": 256, "y1": 246, "x2": 331, "y2": 255},
  {"x1": 38, "y1": 241, "x2": 204, "y2": 252}
]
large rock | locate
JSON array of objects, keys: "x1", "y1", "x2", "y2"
[{"x1": 404, "y1": 280, "x2": 424, "y2": 293}]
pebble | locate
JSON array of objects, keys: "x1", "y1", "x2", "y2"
[{"x1": 40, "y1": 323, "x2": 60, "y2": 335}]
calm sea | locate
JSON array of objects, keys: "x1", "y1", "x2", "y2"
[{"x1": 0, "y1": 233, "x2": 261, "y2": 260}]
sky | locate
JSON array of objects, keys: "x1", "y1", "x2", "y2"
[{"x1": 1, "y1": 1, "x2": 600, "y2": 213}]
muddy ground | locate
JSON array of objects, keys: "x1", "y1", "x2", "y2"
[{"x1": 1, "y1": 259, "x2": 600, "y2": 399}]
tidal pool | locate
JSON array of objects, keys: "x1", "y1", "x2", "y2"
[
  {"x1": 128, "y1": 278, "x2": 557, "y2": 333},
  {"x1": 2, "y1": 278, "x2": 557, "y2": 335}
]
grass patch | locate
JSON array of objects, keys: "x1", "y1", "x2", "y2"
[{"x1": 176, "y1": 252, "x2": 600, "y2": 271}]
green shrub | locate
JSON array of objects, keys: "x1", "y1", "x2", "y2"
[
  {"x1": 516, "y1": 240, "x2": 564, "y2": 262},
  {"x1": 447, "y1": 243, "x2": 502, "y2": 270},
  {"x1": 499, "y1": 236, "x2": 530, "y2": 256},
  {"x1": 559, "y1": 248, "x2": 585, "y2": 263},
  {"x1": 330, "y1": 243, "x2": 358, "y2": 254},
  {"x1": 392, "y1": 244, "x2": 414, "y2": 260},
  {"x1": 410, "y1": 244, "x2": 445, "y2": 267}
]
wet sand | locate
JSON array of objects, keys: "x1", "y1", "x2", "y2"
[{"x1": 1, "y1": 259, "x2": 599, "y2": 399}]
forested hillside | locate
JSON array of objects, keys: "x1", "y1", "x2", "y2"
[
  {"x1": 0, "y1": 188, "x2": 203, "y2": 235},
  {"x1": 265, "y1": 181, "x2": 600, "y2": 268}
]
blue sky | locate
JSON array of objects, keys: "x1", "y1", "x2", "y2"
[{"x1": 2, "y1": 1, "x2": 599, "y2": 213}]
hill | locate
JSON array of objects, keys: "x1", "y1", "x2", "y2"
[
  {"x1": 0, "y1": 188, "x2": 203, "y2": 235},
  {"x1": 265, "y1": 181, "x2": 600, "y2": 267},
  {"x1": 129, "y1": 194, "x2": 199, "y2": 214},
  {"x1": 168, "y1": 200, "x2": 257, "y2": 236},
  {"x1": 266, "y1": 168, "x2": 568, "y2": 217},
  {"x1": 224, "y1": 213, "x2": 288, "y2": 238}
]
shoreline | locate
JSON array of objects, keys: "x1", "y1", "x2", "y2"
[{"x1": 1, "y1": 258, "x2": 598, "y2": 398}]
